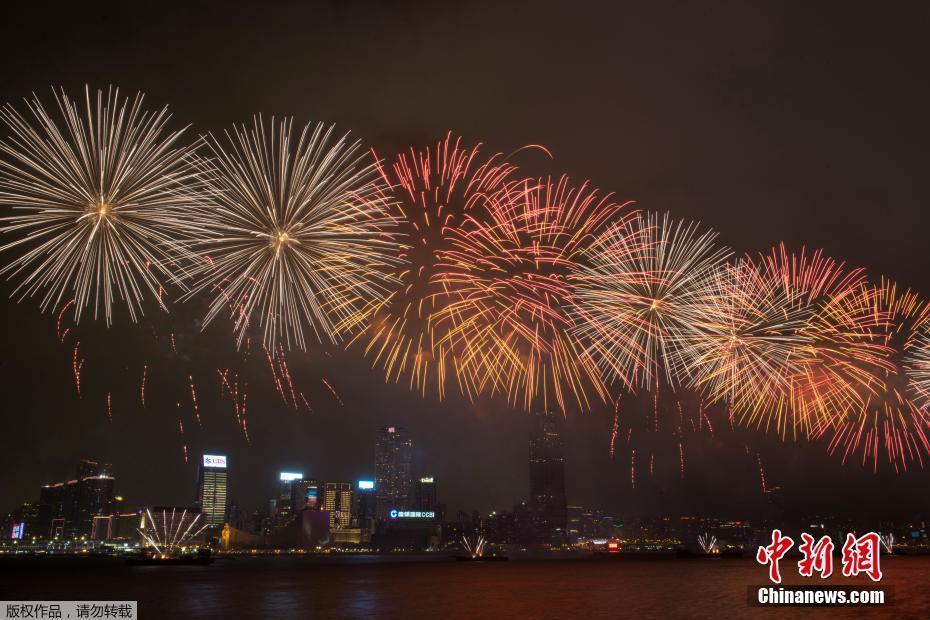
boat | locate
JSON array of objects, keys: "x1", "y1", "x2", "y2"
[
  {"x1": 126, "y1": 549, "x2": 213, "y2": 566},
  {"x1": 675, "y1": 547, "x2": 743, "y2": 559}
]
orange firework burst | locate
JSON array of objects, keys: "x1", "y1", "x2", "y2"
[
  {"x1": 432, "y1": 175, "x2": 635, "y2": 411},
  {"x1": 350, "y1": 133, "x2": 518, "y2": 398},
  {"x1": 812, "y1": 280, "x2": 930, "y2": 472}
]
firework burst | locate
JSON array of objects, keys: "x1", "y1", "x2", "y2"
[
  {"x1": 431, "y1": 175, "x2": 635, "y2": 411},
  {"x1": 672, "y1": 257, "x2": 812, "y2": 425},
  {"x1": 904, "y1": 324, "x2": 930, "y2": 409},
  {"x1": 188, "y1": 116, "x2": 400, "y2": 350},
  {"x1": 349, "y1": 132, "x2": 518, "y2": 398},
  {"x1": 814, "y1": 281, "x2": 930, "y2": 472},
  {"x1": 0, "y1": 86, "x2": 205, "y2": 324},
  {"x1": 572, "y1": 212, "x2": 730, "y2": 390},
  {"x1": 729, "y1": 245, "x2": 871, "y2": 437}
]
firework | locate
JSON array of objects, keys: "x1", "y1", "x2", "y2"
[
  {"x1": 138, "y1": 507, "x2": 208, "y2": 556},
  {"x1": 745, "y1": 245, "x2": 870, "y2": 437},
  {"x1": 905, "y1": 324, "x2": 930, "y2": 409},
  {"x1": 433, "y1": 175, "x2": 635, "y2": 411},
  {"x1": 0, "y1": 86, "x2": 205, "y2": 324},
  {"x1": 572, "y1": 212, "x2": 730, "y2": 390},
  {"x1": 461, "y1": 534, "x2": 487, "y2": 558},
  {"x1": 698, "y1": 532, "x2": 718, "y2": 554},
  {"x1": 672, "y1": 257, "x2": 812, "y2": 430},
  {"x1": 349, "y1": 132, "x2": 518, "y2": 398},
  {"x1": 880, "y1": 533, "x2": 895, "y2": 554},
  {"x1": 187, "y1": 116, "x2": 400, "y2": 350},
  {"x1": 814, "y1": 281, "x2": 930, "y2": 472}
]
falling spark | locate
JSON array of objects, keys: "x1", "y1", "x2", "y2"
[
  {"x1": 106, "y1": 392, "x2": 112, "y2": 422},
  {"x1": 757, "y1": 453, "x2": 767, "y2": 494},
  {"x1": 140, "y1": 364, "x2": 148, "y2": 408},
  {"x1": 321, "y1": 378, "x2": 344, "y2": 406},
  {"x1": 188, "y1": 375, "x2": 202, "y2": 427},
  {"x1": 609, "y1": 406, "x2": 620, "y2": 460},
  {"x1": 630, "y1": 449, "x2": 636, "y2": 490},
  {"x1": 679, "y1": 442, "x2": 685, "y2": 480},
  {"x1": 72, "y1": 342, "x2": 83, "y2": 397}
]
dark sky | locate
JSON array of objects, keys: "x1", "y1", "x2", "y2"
[{"x1": 1, "y1": 0, "x2": 930, "y2": 522}]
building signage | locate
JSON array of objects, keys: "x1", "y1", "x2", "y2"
[
  {"x1": 389, "y1": 509, "x2": 436, "y2": 519},
  {"x1": 279, "y1": 472, "x2": 303, "y2": 481},
  {"x1": 203, "y1": 454, "x2": 227, "y2": 468}
]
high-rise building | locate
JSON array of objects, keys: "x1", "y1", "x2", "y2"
[
  {"x1": 76, "y1": 473, "x2": 115, "y2": 535},
  {"x1": 529, "y1": 411, "x2": 568, "y2": 544},
  {"x1": 323, "y1": 482, "x2": 353, "y2": 529},
  {"x1": 292, "y1": 478, "x2": 320, "y2": 511},
  {"x1": 35, "y1": 459, "x2": 116, "y2": 538},
  {"x1": 353, "y1": 480, "x2": 377, "y2": 534},
  {"x1": 197, "y1": 454, "x2": 228, "y2": 527},
  {"x1": 415, "y1": 477, "x2": 438, "y2": 512},
  {"x1": 277, "y1": 472, "x2": 304, "y2": 521},
  {"x1": 374, "y1": 426, "x2": 413, "y2": 519}
]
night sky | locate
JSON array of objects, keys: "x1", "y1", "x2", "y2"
[{"x1": 1, "y1": 1, "x2": 929, "y2": 521}]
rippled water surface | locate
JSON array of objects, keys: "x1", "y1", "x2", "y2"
[{"x1": 3, "y1": 554, "x2": 927, "y2": 618}]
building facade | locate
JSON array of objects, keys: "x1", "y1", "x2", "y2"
[
  {"x1": 529, "y1": 411, "x2": 568, "y2": 544},
  {"x1": 374, "y1": 426, "x2": 413, "y2": 519},
  {"x1": 197, "y1": 454, "x2": 228, "y2": 527}
]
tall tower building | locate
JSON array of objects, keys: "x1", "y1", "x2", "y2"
[
  {"x1": 197, "y1": 454, "x2": 228, "y2": 527},
  {"x1": 374, "y1": 426, "x2": 413, "y2": 518},
  {"x1": 529, "y1": 411, "x2": 568, "y2": 544},
  {"x1": 415, "y1": 477, "x2": 438, "y2": 512},
  {"x1": 277, "y1": 472, "x2": 304, "y2": 521},
  {"x1": 323, "y1": 482, "x2": 353, "y2": 529}
]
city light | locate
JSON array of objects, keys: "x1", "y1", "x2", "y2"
[
  {"x1": 279, "y1": 472, "x2": 303, "y2": 482},
  {"x1": 357, "y1": 480, "x2": 375, "y2": 490}
]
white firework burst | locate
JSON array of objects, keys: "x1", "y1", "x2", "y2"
[
  {"x1": 672, "y1": 258, "x2": 813, "y2": 418},
  {"x1": 138, "y1": 507, "x2": 209, "y2": 555},
  {"x1": 572, "y1": 212, "x2": 730, "y2": 389},
  {"x1": 905, "y1": 324, "x2": 930, "y2": 409},
  {"x1": 187, "y1": 116, "x2": 401, "y2": 350},
  {"x1": 0, "y1": 86, "x2": 206, "y2": 324}
]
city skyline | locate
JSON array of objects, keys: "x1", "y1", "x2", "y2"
[{"x1": 2, "y1": 0, "x2": 930, "y2": 527}]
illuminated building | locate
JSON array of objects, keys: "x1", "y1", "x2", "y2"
[
  {"x1": 353, "y1": 480, "x2": 376, "y2": 535},
  {"x1": 323, "y1": 482, "x2": 353, "y2": 529},
  {"x1": 529, "y1": 411, "x2": 568, "y2": 544},
  {"x1": 415, "y1": 476, "x2": 438, "y2": 514},
  {"x1": 375, "y1": 426, "x2": 413, "y2": 519},
  {"x1": 277, "y1": 471, "x2": 304, "y2": 521},
  {"x1": 35, "y1": 459, "x2": 115, "y2": 538},
  {"x1": 293, "y1": 479, "x2": 320, "y2": 511},
  {"x1": 197, "y1": 454, "x2": 228, "y2": 527},
  {"x1": 76, "y1": 473, "x2": 115, "y2": 535},
  {"x1": 90, "y1": 515, "x2": 113, "y2": 540}
]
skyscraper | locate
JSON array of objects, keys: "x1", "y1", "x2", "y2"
[
  {"x1": 353, "y1": 480, "x2": 377, "y2": 534},
  {"x1": 197, "y1": 454, "x2": 228, "y2": 527},
  {"x1": 529, "y1": 411, "x2": 568, "y2": 544},
  {"x1": 323, "y1": 482, "x2": 353, "y2": 529},
  {"x1": 415, "y1": 477, "x2": 438, "y2": 512},
  {"x1": 277, "y1": 472, "x2": 304, "y2": 522},
  {"x1": 374, "y1": 426, "x2": 413, "y2": 518}
]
